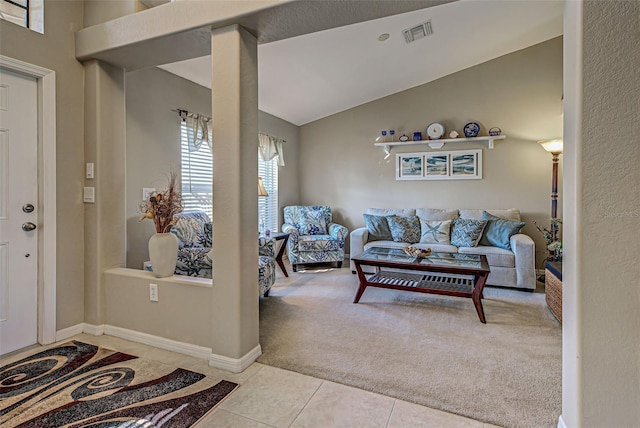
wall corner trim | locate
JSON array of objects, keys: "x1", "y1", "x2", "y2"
[
  {"x1": 55, "y1": 324, "x2": 86, "y2": 342},
  {"x1": 557, "y1": 415, "x2": 567, "y2": 428},
  {"x1": 209, "y1": 345, "x2": 262, "y2": 374}
]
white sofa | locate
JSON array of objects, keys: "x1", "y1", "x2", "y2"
[{"x1": 349, "y1": 208, "x2": 536, "y2": 290}]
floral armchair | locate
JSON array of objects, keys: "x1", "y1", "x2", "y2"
[
  {"x1": 258, "y1": 237, "x2": 276, "y2": 297},
  {"x1": 170, "y1": 210, "x2": 275, "y2": 297},
  {"x1": 171, "y1": 211, "x2": 213, "y2": 278},
  {"x1": 282, "y1": 205, "x2": 348, "y2": 272}
]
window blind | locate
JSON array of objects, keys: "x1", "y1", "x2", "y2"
[
  {"x1": 258, "y1": 154, "x2": 279, "y2": 233},
  {"x1": 180, "y1": 120, "x2": 213, "y2": 219}
]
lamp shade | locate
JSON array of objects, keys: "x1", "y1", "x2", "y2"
[
  {"x1": 539, "y1": 139, "x2": 563, "y2": 154},
  {"x1": 258, "y1": 177, "x2": 269, "y2": 196}
]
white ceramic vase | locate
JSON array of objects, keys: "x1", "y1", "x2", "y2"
[{"x1": 148, "y1": 232, "x2": 178, "y2": 278}]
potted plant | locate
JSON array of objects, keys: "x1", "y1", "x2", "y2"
[
  {"x1": 534, "y1": 218, "x2": 562, "y2": 262},
  {"x1": 139, "y1": 172, "x2": 183, "y2": 277}
]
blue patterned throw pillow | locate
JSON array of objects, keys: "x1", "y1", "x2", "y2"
[
  {"x1": 386, "y1": 215, "x2": 421, "y2": 243},
  {"x1": 363, "y1": 214, "x2": 394, "y2": 241},
  {"x1": 298, "y1": 209, "x2": 327, "y2": 235},
  {"x1": 479, "y1": 211, "x2": 525, "y2": 249},
  {"x1": 451, "y1": 218, "x2": 488, "y2": 247}
]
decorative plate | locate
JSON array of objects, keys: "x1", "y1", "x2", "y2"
[
  {"x1": 399, "y1": 134, "x2": 410, "y2": 142},
  {"x1": 463, "y1": 122, "x2": 480, "y2": 138},
  {"x1": 426, "y1": 122, "x2": 445, "y2": 140}
]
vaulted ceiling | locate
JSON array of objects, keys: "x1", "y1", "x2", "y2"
[{"x1": 158, "y1": 0, "x2": 563, "y2": 126}]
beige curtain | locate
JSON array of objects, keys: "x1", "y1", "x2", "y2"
[
  {"x1": 185, "y1": 113, "x2": 213, "y2": 152},
  {"x1": 258, "y1": 133, "x2": 285, "y2": 166}
]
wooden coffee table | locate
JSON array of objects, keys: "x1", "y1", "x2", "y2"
[{"x1": 351, "y1": 247, "x2": 491, "y2": 323}]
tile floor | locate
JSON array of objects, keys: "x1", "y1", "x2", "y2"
[{"x1": 4, "y1": 333, "x2": 500, "y2": 427}]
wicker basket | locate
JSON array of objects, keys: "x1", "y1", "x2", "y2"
[{"x1": 545, "y1": 268, "x2": 562, "y2": 323}]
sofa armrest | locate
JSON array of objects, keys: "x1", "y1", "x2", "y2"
[
  {"x1": 510, "y1": 233, "x2": 536, "y2": 289},
  {"x1": 328, "y1": 222, "x2": 348, "y2": 241},
  {"x1": 349, "y1": 227, "x2": 369, "y2": 272},
  {"x1": 282, "y1": 223, "x2": 299, "y2": 243}
]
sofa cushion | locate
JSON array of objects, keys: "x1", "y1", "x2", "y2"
[
  {"x1": 363, "y1": 213, "x2": 394, "y2": 241},
  {"x1": 451, "y1": 218, "x2": 487, "y2": 247},
  {"x1": 298, "y1": 209, "x2": 327, "y2": 235},
  {"x1": 367, "y1": 208, "x2": 416, "y2": 217},
  {"x1": 387, "y1": 215, "x2": 421, "y2": 243},
  {"x1": 416, "y1": 208, "x2": 459, "y2": 221},
  {"x1": 479, "y1": 211, "x2": 525, "y2": 249},
  {"x1": 459, "y1": 208, "x2": 521, "y2": 222},
  {"x1": 298, "y1": 235, "x2": 341, "y2": 252},
  {"x1": 419, "y1": 219, "x2": 452, "y2": 244},
  {"x1": 458, "y1": 246, "x2": 515, "y2": 268}
]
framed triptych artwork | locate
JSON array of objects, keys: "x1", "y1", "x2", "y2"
[{"x1": 396, "y1": 150, "x2": 482, "y2": 181}]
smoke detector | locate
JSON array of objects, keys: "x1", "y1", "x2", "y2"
[{"x1": 403, "y1": 20, "x2": 433, "y2": 43}]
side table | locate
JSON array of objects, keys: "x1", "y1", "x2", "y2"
[
  {"x1": 266, "y1": 232, "x2": 290, "y2": 277},
  {"x1": 545, "y1": 261, "x2": 562, "y2": 323}
]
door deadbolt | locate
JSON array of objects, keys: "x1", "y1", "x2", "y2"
[
  {"x1": 22, "y1": 222, "x2": 37, "y2": 231},
  {"x1": 22, "y1": 204, "x2": 35, "y2": 213}
]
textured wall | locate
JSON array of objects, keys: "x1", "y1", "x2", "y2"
[
  {"x1": 563, "y1": 1, "x2": 640, "y2": 426},
  {"x1": 300, "y1": 37, "x2": 563, "y2": 267}
]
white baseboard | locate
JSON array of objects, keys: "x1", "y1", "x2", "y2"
[
  {"x1": 104, "y1": 325, "x2": 212, "y2": 360},
  {"x1": 558, "y1": 415, "x2": 567, "y2": 428},
  {"x1": 55, "y1": 323, "x2": 85, "y2": 341},
  {"x1": 83, "y1": 323, "x2": 105, "y2": 336},
  {"x1": 55, "y1": 323, "x2": 105, "y2": 342},
  {"x1": 209, "y1": 344, "x2": 262, "y2": 373},
  {"x1": 58, "y1": 323, "x2": 262, "y2": 374}
]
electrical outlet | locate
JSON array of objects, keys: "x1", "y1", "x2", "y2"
[{"x1": 149, "y1": 283, "x2": 158, "y2": 302}]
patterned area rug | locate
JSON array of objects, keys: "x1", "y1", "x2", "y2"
[{"x1": 0, "y1": 341, "x2": 237, "y2": 427}]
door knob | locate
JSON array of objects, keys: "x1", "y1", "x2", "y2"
[
  {"x1": 22, "y1": 222, "x2": 37, "y2": 231},
  {"x1": 22, "y1": 204, "x2": 35, "y2": 213}
]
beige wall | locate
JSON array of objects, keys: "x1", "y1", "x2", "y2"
[
  {"x1": 300, "y1": 37, "x2": 563, "y2": 267},
  {"x1": 83, "y1": 0, "x2": 147, "y2": 27},
  {"x1": 0, "y1": 0, "x2": 86, "y2": 330},
  {"x1": 125, "y1": 67, "x2": 212, "y2": 270},
  {"x1": 105, "y1": 268, "x2": 212, "y2": 348},
  {"x1": 563, "y1": 1, "x2": 640, "y2": 426},
  {"x1": 125, "y1": 67, "x2": 300, "y2": 269}
]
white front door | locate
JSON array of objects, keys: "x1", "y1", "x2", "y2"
[{"x1": 0, "y1": 68, "x2": 39, "y2": 355}]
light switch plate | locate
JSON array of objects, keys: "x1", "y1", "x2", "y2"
[
  {"x1": 142, "y1": 188, "x2": 156, "y2": 201},
  {"x1": 83, "y1": 187, "x2": 95, "y2": 203},
  {"x1": 86, "y1": 163, "x2": 94, "y2": 179}
]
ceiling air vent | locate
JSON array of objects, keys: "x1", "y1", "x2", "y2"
[{"x1": 403, "y1": 20, "x2": 433, "y2": 43}]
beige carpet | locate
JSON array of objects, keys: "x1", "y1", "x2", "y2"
[{"x1": 258, "y1": 266, "x2": 562, "y2": 428}]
